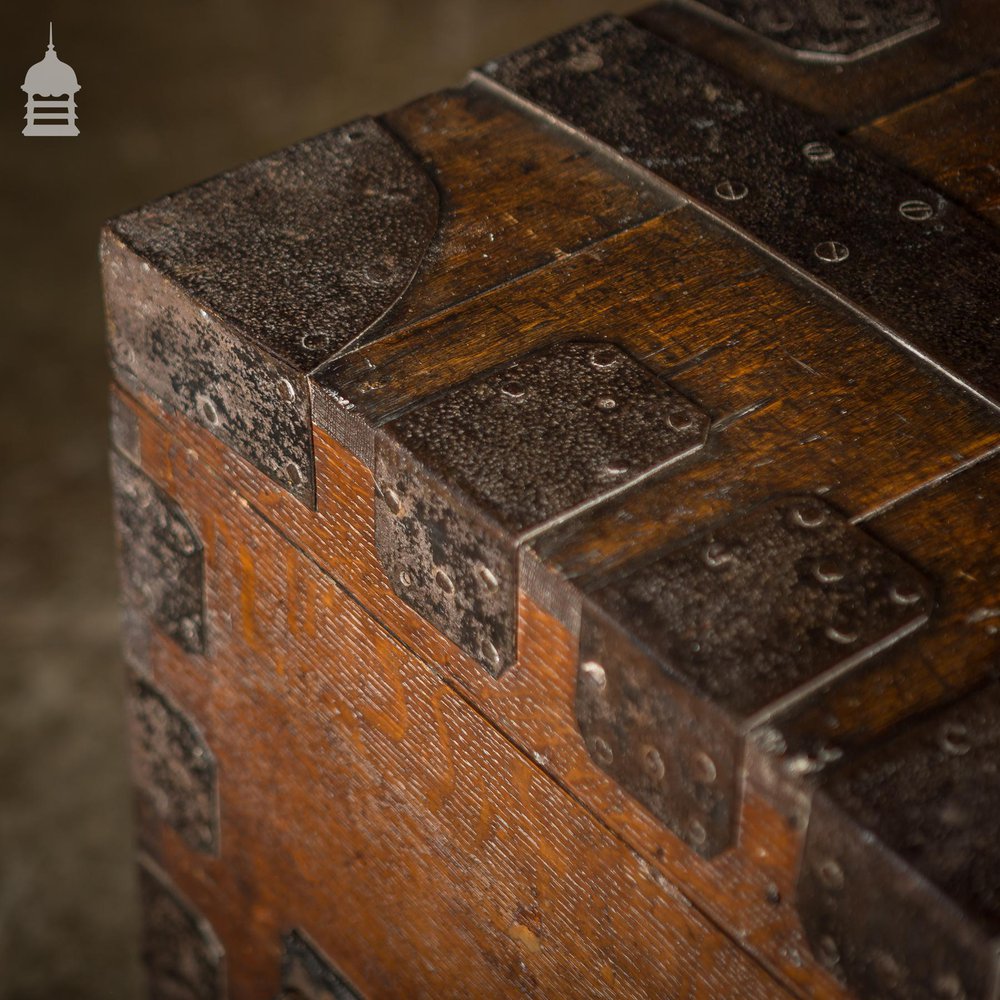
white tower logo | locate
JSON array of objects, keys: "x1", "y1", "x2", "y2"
[{"x1": 22, "y1": 23, "x2": 80, "y2": 137}]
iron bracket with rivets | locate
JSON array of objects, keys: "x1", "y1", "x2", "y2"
[
  {"x1": 578, "y1": 496, "x2": 932, "y2": 856},
  {"x1": 476, "y1": 15, "x2": 1000, "y2": 410},
  {"x1": 798, "y1": 681, "x2": 1000, "y2": 1000},
  {"x1": 676, "y1": 0, "x2": 941, "y2": 61},
  {"x1": 111, "y1": 451, "x2": 206, "y2": 654},
  {"x1": 128, "y1": 675, "x2": 219, "y2": 855},
  {"x1": 374, "y1": 340, "x2": 709, "y2": 675},
  {"x1": 102, "y1": 117, "x2": 440, "y2": 506},
  {"x1": 138, "y1": 854, "x2": 225, "y2": 1000},
  {"x1": 274, "y1": 930, "x2": 365, "y2": 1000}
]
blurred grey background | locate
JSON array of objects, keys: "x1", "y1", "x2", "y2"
[{"x1": 0, "y1": 2, "x2": 633, "y2": 996}]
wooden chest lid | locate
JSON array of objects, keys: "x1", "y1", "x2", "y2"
[{"x1": 102, "y1": 4, "x2": 1000, "y2": 998}]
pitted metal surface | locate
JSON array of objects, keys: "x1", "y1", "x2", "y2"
[
  {"x1": 111, "y1": 451, "x2": 205, "y2": 654},
  {"x1": 577, "y1": 496, "x2": 931, "y2": 854},
  {"x1": 103, "y1": 118, "x2": 438, "y2": 504},
  {"x1": 678, "y1": 0, "x2": 940, "y2": 60},
  {"x1": 477, "y1": 16, "x2": 1000, "y2": 408},
  {"x1": 138, "y1": 855, "x2": 224, "y2": 1000},
  {"x1": 375, "y1": 341, "x2": 708, "y2": 674},
  {"x1": 129, "y1": 676, "x2": 219, "y2": 854},
  {"x1": 104, "y1": 234, "x2": 317, "y2": 504},
  {"x1": 578, "y1": 612, "x2": 740, "y2": 856},
  {"x1": 799, "y1": 682, "x2": 1000, "y2": 999},
  {"x1": 107, "y1": 118, "x2": 438, "y2": 370},
  {"x1": 586, "y1": 496, "x2": 932, "y2": 720},
  {"x1": 276, "y1": 930, "x2": 365, "y2": 1000}
]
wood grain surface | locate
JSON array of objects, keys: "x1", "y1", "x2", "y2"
[
  {"x1": 119, "y1": 410, "x2": 790, "y2": 999},
  {"x1": 853, "y1": 68, "x2": 1000, "y2": 225},
  {"x1": 633, "y1": 0, "x2": 1000, "y2": 129}
]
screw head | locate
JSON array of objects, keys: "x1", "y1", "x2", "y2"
[
  {"x1": 714, "y1": 179, "x2": 748, "y2": 202},
  {"x1": 803, "y1": 141, "x2": 835, "y2": 163},
  {"x1": 899, "y1": 199, "x2": 934, "y2": 221},
  {"x1": 301, "y1": 332, "x2": 330, "y2": 352},
  {"x1": 814, "y1": 240, "x2": 850, "y2": 263}
]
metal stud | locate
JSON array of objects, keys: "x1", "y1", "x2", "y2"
[
  {"x1": 383, "y1": 487, "x2": 402, "y2": 515},
  {"x1": 592, "y1": 737, "x2": 614, "y2": 766},
  {"x1": 582, "y1": 660, "x2": 607, "y2": 689},
  {"x1": 642, "y1": 746, "x2": 665, "y2": 780},
  {"x1": 481, "y1": 639, "x2": 501, "y2": 671},
  {"x1": 667, "y1": 410, "x2": 696, "y2": 432},
  {"x1": 301, "y1": 332, "x2": 330, "y2": 352},
  {"x1": 589, "y1": 347, "x2": 619, "y2": 369},
  {"x1": 596, "y1": 396, "x2": 617, "y2": 411},
  {"x1": 477, "y1": 565, "x2": 499, "y2": 593},
  {"x1": 435, "y1": 569, "x2": 455, "y2": 595},
  {"x1": 818, "y1": 858, "x2": 844, "y2": 891}
]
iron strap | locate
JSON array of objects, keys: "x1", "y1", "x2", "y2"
[{"x1": 474, "y1": 15, "x2": 1000, "y2": 410}]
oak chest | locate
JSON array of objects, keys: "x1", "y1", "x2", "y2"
[{"x1": 102, "y1": 3, "x2": 1000, "y2": 998}]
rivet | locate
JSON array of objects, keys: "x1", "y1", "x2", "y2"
[
  {"x1": 383, "y1": 488, "x2": 401, "y2": 515},
  {"x1": 434, "y1": 569, "x2": 455, "y2": 595},
  {"x1": 825, "y1": 624, "x2": 859, "y2": 645},
  {"x1": 818, "y1": 858, "x2": 844, "y2": 891},
  {"x1": 703, "y1": 542, "x2": 733, "y2": 569},
  {"x1": 803, "y1": 141, "x2": 835, "y2": 163},
  {"x1": 643, "y1": 745, "x2": 665, "y2": 780},
  {"x1": 482, "y1": 639, "x2": 501, "y2": 670},
  {"x1": 301, "y1": 332, "x2": 330, "y2": 352},
  {"x1": 501, "y1": 379, "x2": 526, "y2": 400},
  {"x1": 667, "y1": 410, "x2": 696, "y2": 432},
  {"x1": 900, "y1": 199, "x2": 934, "y2": 221},
  {"x1": 278, "y1": 378, "x2": 296, "y2": 402},
  {"x1": 199, "y1": 397, "x2": 220, "y2": 426},
  {"x1": 180, "y1": 617, "x2": 200, "y2": 646},
  {"x1": 813, "y1": 559, "x2": 845, "y2": 584},
  {"x1": 596, "y1": 396, "x2": 617, "y2": 411},
  {"x1": 818, "y1": 935, "x2": 840, "y2": 967},
  {"x1": 872, "y1": 951, "x2": 902, "y2": 989},
  {"x1": 814, "y1": 240, "x2": 849, "y2": 263},
  {"x1": 791, "y1": 505, "x2": 826, "y2": 528},
  {"x1": 692, "y1": 751, "x2": 717, "y2": 784},
  {"x1": 589, "y1": 347, "x2": 620, "y2": 369},
  {"x1": 592, "y1": 737, "x2": 614, "y2": 766},
  {"x1": 582, "y1": 660, "x2": 607, "y2": 689},
  {"x1": 604, "y1": 459, "x2": 630, "y2": 477},
  {"x1": 688, "y1": 820, "x2": 707, "y2": 847},
  {"x1": 172, "y1": 521, "x2": 197, "y2": 556},
  {"x1": 399, "y1": 570, "x2": 413, "y2": 588},
  {"x1": 889, "y1": 581, "x2": 921, "y2": 605},
  {"x1": 939, "y1": 722, "x2": 971, "y2": 756},
  {"x1": 933, "y1": 972, "x2": 965, "y2": 999},
  {"x1": 714, "y1": 179, "x2": 748, "y2": 201},
  {"x1": 477, "y1": 565, "x2": 499, "y2": 593}
]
